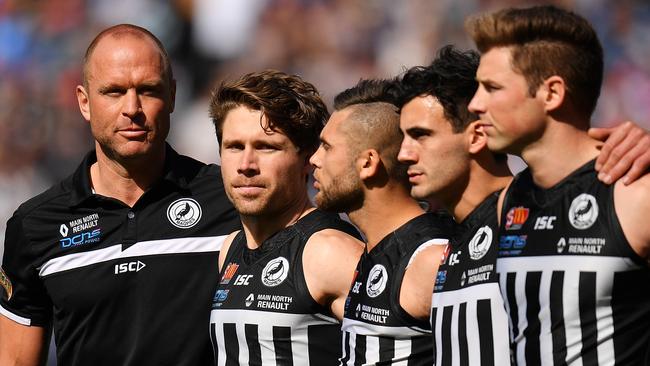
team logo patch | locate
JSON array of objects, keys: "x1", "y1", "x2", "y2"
[
  {"x1": 261, "y1": 257, "x2": 289, "y2": 287},
  {"x1": 505, "y1": 207, "x2": 529, "y2": 230},
  {"x1": 366, "y1": 264, "x2": 388, "y2": 298},
  {"x1": 569, "y1": 194, "x2": 598, "y2": 230},
  {"x1": 221, "y1": 263, "x2": 239, "y2": 285},
  {"x1": 167, "y1": 198, "x2": 202, "y2": 229},
  {"x1": 468, "y1": 226, "x2": 492, "y2": 260},
  {"x1": 0, "y1": 267, "x2": 12, "y2": 301}
]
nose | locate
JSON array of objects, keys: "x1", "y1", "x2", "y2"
[
  {"x1": 309, "y1": 146, "x2": 322, "y2": 168},
  {"x1": 397, "y1": 138, "x2": 417, "y2": 164},
  {"x1": 237, "y1": 147, "x2": 259, "y2": 177},
  {"x1": 122, "y1": 89, "x2": 143, "y2": 119},
  {"x1": 468, "y1": 88, "x2": 484, "y2": 115}
]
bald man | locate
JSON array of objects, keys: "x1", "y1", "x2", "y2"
[{"x1": 0, "y1": 24, "x2": 239, "y2": 365}]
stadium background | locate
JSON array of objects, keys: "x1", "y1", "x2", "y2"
[{"x1": 0, "y1": 0, "x2": 648, "y2": 363}]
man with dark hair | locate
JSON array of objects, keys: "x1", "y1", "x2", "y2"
[
  {"x1": 397, "y1": 45, "x2": 512, "y2": 366},
  {"x1": 468, "y1": 5, "x2": 650, "y2": 364},
  {"x1": 310, "y1": 78, "x2": 453, "y2": 364},
  {"x1": 208, "y1": 70, "x2": 364, "y2": 365},
  {"x1": 0, "y1": 24, "x2": 240, "y2": 365}
]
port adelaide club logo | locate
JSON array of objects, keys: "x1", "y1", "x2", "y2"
[
  {"x1": 262, "y1": 257, "x2": 289, "y2": 287},
  {"x1": 366, "y1": 264, "x2": 388, "y2": 298},
  {"x1": 468, "y1": 226, "x2": 492, "y2": 260},
  {"x1": 167, "y1": 198, "x2": 202, "y2": 229},
  {"x1": 569, "y1": 193, "x2": 598, "y2": 230}
]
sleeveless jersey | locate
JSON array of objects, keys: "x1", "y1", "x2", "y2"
[
  {"x1": 431, "y1": 191, "x2": 511, "y2": 366},
  {"x1": 340, "y1": 212, "x2": 452, "y2": 365},
  {"x1": 498, "y1": 160, "x2": 650, "y2": 365},
  {"x1": 209, "y1": 209, "x2": 361, "y2": 366}
]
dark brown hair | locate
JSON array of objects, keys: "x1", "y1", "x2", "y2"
[
  {"x1": 466, "y1": 5, "x2": 603, "y2": 118},
  {"x1": 210, "y1": 70, "x2": 329, "y2": 155}
]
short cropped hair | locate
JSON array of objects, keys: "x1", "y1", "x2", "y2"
[
  {"x1": 83, "y1": 24, "x2": 173, "y2": 87},
  {"x1": 210, "y1": 70, "x2": 329, "y2": 155},
  {"x1": 398, "y1": 45, "x2": 480, "y2": 133},
  {"x1": 466, "y1": 5, "x2": 603, "y2": 118},
  {"x1": 332, "y1": 79, "x2": 407, "y2": 183}
]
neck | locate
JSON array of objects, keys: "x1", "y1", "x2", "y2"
[
  {"x1": 520, "y1": 120, "x2": 599, "y2": 188},
  {"x1": 241, "y1": 195, "x2": 314, "y2": 249},
  {"x1": 445, "y1": 153, "x2": 512, "y2": 222},
  {"x1": 348, "y1": 184, "x2": 424, "y2": 251},
  {"x1": 90, "y1": 144, "x2": 166, "y2": 207}
]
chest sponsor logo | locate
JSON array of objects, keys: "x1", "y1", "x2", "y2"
[
  {"x1": 356, "y1": 303, "x2": 390, "y2": 324},
  {"x1": 460, "y1": 271, "x2": 466, "y2": 286},
  {"x1": 261, "y1": 257, "x2": 289, "y2": 287},
  {"x1": 464, "y1": 264, "x2": 494, "y2": 286},
  {"x1": 440, "y1": 244, "x2": 451, "y2": 265},
  {"x1": 0, "y1": 267, "x2": 13, "y2": 300},
  {"x1": 557, "y1": 237, "x2": 567, "y2": 253},
  {"x1": 167, "y1": 198, "x2": 202, "y2": 229},
  {"x1": 448, "y1": 251, "x2": 461, "y2": 266},
  {"x1": 220, "y1": 263, "x2": 239, "y2": 285},
  {"x1": 351, "y1": 281, "x2": 362, "y2": 294},
  {"x1": 59, "y1": 213, "x2": 102, "y2": 249},
  {"x1": 498, "y1": 235, "x2": 527, "y2": 256},
  {"x1": 366, "y1": 264, "x2": 388, "y2": 298},
  {"x1": 505, "y1": 207, "x2": 529, "y2": 230},
  {"x1": 212, "y1": 289, "x2": 230, "y2": 308},
  {"x1": 434, "y1": 270, "x2": 447, "y2": 292},
  {"x1": 255, "y1": 294, "x2": 293, "y2": 311},
  {"x1": 569, "y1": 193, "x2": 598, "y2": 230},
  {"x1": 468, "y1": 226, "x2": 492, "y2": 260},
  {"x1": 114, "y1": 260, "x2": 146, "y2": 274},
  {"x1": 534, "y1": 216, "x2": 556, "y2": 230},
  {"x1": 559, "y1": 236, "x2": 607, "y2": 255},
  {"x1": 234, "y1": 274, "x2": 253, "y2": 286},
  {"x1": 245, "y1": 293, "x2": 255, "y2": 307}
]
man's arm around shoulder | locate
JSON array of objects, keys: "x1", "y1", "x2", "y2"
[{"x1": 614, "y1": 174, "x2": 650, "y2": 266}]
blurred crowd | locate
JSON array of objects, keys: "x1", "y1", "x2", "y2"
[{"x1": 1, "y1": 0, "x2": 649, "y2": 249}]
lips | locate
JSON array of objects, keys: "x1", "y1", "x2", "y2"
[{"x1": 407, "y1": 170, "x2": 423, "y2": 184}]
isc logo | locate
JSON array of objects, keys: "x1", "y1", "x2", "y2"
[
  {"x1": 534, "y1": 216, "x2": 556, "y2": 230},
  {"x1": 114, "y1": 261, "x2": 146, "y2": 274}
]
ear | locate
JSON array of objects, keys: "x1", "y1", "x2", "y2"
[
  {"x1": 357, "y1": 149, "x2": 381, "y2": 181},
  {"x1": 467, "y1": 120, "x2": 489, "y2": 155},
  {"x1": 76, "y1": 85, "x2": 91, "y2": 122},
  {"x1": 540, "y1": 75, "x2": 565, "y2": 112}
]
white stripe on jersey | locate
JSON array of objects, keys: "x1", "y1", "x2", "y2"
[
  {"x1": 406, "y1": 238, "x2": 449, "y2": 268},
  {"x1": 211, "y1": 308, "x2": 336, "y2": 366},
  {"x1": 341, "y1": 318, "x2": 428, "y2": 337},
  {"x1": 0, "y1": 304, "x2": 31, "y2": 325},
  {"x1": 431, "y1": 282, "x2": 510, "y2": 366},
  {"x1": 498, "y1": 255, "x2": 641, "y2": 366},
  {"x1": 39, "y1": 235, "x2": 228, "y2": 277}
]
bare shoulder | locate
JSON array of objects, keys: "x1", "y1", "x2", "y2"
[
  {"x1": 614, "y1": 174, "x2": 650, "y2": 263},
  {"x1": 302, "y1": 228, "x2": 365, "y2": 319},
  {"x1": 401, "y1": 240, "x2": 448, "y2": 320},
  {"x1": 218, "y1": 230, "x2": 241, "y2": 272}
]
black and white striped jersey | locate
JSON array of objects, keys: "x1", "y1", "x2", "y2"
[
  {"x1": 210, "y1": 209, "x2": 361, "y2": 366},
  {"x1": 498, "y1": 160, "x2": 650, "y2": 365},
  {"x1": 340, "y1": 213, "x2": 452, "y2": 365},
  {"x1": 431, "y1": 192, "x2": 511, "y2": 366},
  {"x1": 0, "y1": 147, "x2": 241, "y2": 366}
]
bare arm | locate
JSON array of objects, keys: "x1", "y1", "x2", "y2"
[
  {"x1": 302, "y1": 229, "x2": 365, "y2": 320},
  {"x1": 217, "y1": 231, "x2": 239, "y2": 272},
  {"x1": 399, "y1": 240, "x2": 448, "y2": 320},
  {"x1": 0, "y1": 316, "x2": 50, "y2": 366},
  {"x1": 590, "y1": 121, "x2": 650, "y2": 185},
  {"x1": 614, "y1": 175, "x2": 650, "y2": 265}
]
